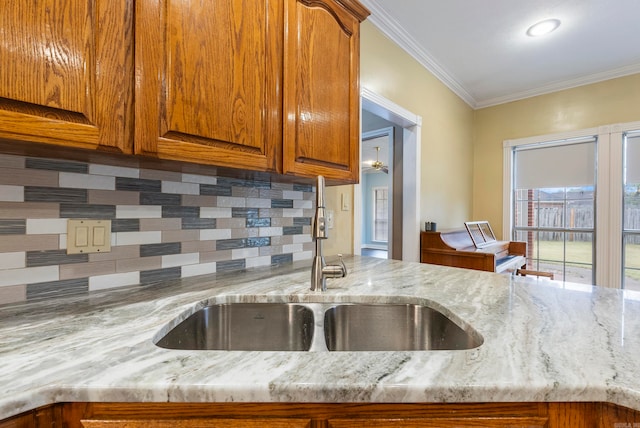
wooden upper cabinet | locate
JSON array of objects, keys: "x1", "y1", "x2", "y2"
[
  {"x1": 0, "y1": 0, "x2": 133, "y2": 153},
  {"x1": 136, "y1": 0, "x2": 368, "y2": 181},
  {"x1": 0, "y1": 0, "x2": 368, "y2": 181},
  {"x1": 134, "y1": 0, "x2": 283, "y2": 172},
  {"x1": 283, "y1": 0, "x2": 369, "y2": 183}
]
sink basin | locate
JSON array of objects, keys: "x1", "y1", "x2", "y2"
[
  {"x1": 155, "y1": 303, "x2": 314, "y2": 351},
  {"x1": 155, "y1": 301, "x2": 481, "y2": 352},
  {"x1": 323, "y1": 303, "x2": 482, "y2": 351}
]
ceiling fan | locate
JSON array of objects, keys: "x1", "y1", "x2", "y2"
[{"x1": 364, "y1": 146, "x2": 388, "y2": 174}]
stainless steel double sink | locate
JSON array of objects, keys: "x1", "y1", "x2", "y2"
[{"x1": 154, "y1": 302, "x2": 483, "y2": 352}]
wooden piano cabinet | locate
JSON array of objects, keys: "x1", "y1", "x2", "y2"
[{"x1": 420, "y1": 230, "x2": 527, "y2": 274}]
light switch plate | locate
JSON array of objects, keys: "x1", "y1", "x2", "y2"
[
  {"x1": 341, "y1": 193, "x2": 350, "y2": 211},
  {"x1": 326, "y1": 210, "x2": 334, "y2": 229},
  {"x1": 67, "y1": 219, "x2": 112, "y2": 254}
]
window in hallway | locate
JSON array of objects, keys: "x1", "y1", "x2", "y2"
[{"x1": 373, "y1": 187, "x2": 389, "y2": 243}]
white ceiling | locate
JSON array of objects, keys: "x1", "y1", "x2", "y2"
[{"x1": 361, "y1": 0, "x2": 640, "y2": 108}]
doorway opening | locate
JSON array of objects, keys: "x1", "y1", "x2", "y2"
[
  {"x1": 356, "y1": 88, "x2": 422, "y2": 261},
  {"x1": 361, "y1": 127, "x2": 394, "y2": 259}
]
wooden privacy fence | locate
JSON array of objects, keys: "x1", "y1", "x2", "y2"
[{"x1": 533, "y1": 206, "x2": 640, "y2": 243}]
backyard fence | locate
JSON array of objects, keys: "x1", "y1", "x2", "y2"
[{"x1": 529, "y1": 206, "x2": 640, "y2": 244}]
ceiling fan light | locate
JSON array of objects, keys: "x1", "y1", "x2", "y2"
[{"x1": 526, "y1": 19, "x2": 561, "y2": 37}]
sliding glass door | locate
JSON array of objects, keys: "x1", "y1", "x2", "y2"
[
  {"x1": 512, "y1": 138, "x2": 597, "y2": 284},
  {"x1": 505, "y1": 121, "x2": 640, "y2": 289},
  {"x1": 623, "y1": 132, "x2": 640, "y2": 291}
]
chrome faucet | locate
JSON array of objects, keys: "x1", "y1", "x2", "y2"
[{"x1": 310, "y1": 175, "x2": 347, "y2": 291}]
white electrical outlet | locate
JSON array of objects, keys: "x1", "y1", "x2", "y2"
[{"x1": 326, "y1": 210, "x2": 334, "y2": 229}]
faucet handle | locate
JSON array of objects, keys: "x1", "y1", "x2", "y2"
[
  {"x1": 322, "y1": 254, "x2": 348, "y2": 279},
  {"x1": 337, "y1": 254, "x2": 347, "y2": 277}
]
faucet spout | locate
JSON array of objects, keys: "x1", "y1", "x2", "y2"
[
  {"x1": 310, "y1": 175, "x2": 347, "y2": 291},
  {"x1": 313, "y1": 176, "x2": 328, "y2": 240}
]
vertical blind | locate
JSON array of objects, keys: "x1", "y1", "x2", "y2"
[
  {"x1": 626, "y1": 133, "x2": 640, "y2": 184},
  {"x1": 514, "y1": 138, "x2": 597, "y2": 189}
]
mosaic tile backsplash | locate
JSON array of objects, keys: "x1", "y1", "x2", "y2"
[{"x1": 0, "y1": 154, "x2": 314, "y2": 305}]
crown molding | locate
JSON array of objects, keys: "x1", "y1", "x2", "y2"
[
  {"x1": 361, "y1": 0, "x2": 640, "y2": 110},
  {"x1": 476, "y1": 63, "x2": 640, "y2": 109},
  {"x1": 360, "y1": 0, "x2": 477, "y2": 108}
]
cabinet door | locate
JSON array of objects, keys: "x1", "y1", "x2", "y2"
[
  {"x1": 81, "y1": 418, "x2": 310, "y2": 427},
  {"x1": 135, "y1": 0, "x2": 283, "y2": 172},
  {"x1": 0, "y1": 0, "x2": 133, "y2": 153},
  {"x1": 283, "y1": 0, "x2": 369, "y2": 183},
  {"x1": 328, "y1": 417, "x2": 549, "y2": 427}
]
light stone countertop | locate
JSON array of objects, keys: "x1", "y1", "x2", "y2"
[{"x1": 1, "y1": 256, "x2": 639, "y2": 419}]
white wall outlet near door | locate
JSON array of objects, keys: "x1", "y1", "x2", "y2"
[
  {"x1": 326, "y1": 210, "x2": 334, "y2": 229},
  {"x1": 67, "y1": 219, "x2": 112, "y2": 254}
]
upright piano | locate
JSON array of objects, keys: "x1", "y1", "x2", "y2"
[{"x1": 420, "y1": 229, "x2": 527, "y2": 274}]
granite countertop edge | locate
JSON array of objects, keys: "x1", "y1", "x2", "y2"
[{"x1": 1, "y1": 256, "x2": 639, "y2": 419}]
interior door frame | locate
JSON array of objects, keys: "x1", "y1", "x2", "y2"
[
  {"x1": 361, "y1": 128, "x2": 394, "y2": 254},
  {"x1": 356, "y1": 88, "x2": 422, "y2": 261}
]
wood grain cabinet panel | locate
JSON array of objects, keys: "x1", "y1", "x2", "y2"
[
  {"x1": 328, "y1": 417, "x2": 549, "y2": 427},
  {"x1": 1, "y1": 0, "x2": 368, "y2": 183},
  {"x1": 136, "y1": 0, "x2": 368, "y2": 181},
  {"x1": 283, "y1": 0, "x2": 367, "y2": 183},
  {"x1": 81, "y1": 418, "x2": 311, "y2": 428},
  {"x1": 134, "y1": 0, "x2": 283, "y2": 172},
  {"x1": 3, "y1": 402, "x2": 640, "y2": 428},
  {"x1": 0, "y1": 0, "x2": 133, "y2": 153}
]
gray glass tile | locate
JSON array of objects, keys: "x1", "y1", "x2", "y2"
[
  {"x1": 271, "y1": 182, "x2": 294, "y2": 191},
  {"x1": 26, "y1": 250, "x2": 88, "y2": 267},
  {"x1": 247, "y1": 237, "x2": 271, "y2": 247},
  {"x1": 283, "y1": 226, "x2": 303, "y2": 235},
  {"x1": 259, "y1": 189, "x2": 284, "y2": 199},
  {"x1": 112, "y1": 219, "x2": 140, "y2": 232},
  {"x1": 218, "y1": 177, "x2": 272, "y2": 189},
  {"x1": 116, "y1": 177, "x2": 161, "y2": 192},
  {"x1": 217, "y1": 237, "x2": 272, "y2": 250},
  {"x1": 140, "y1": 242, "x2": 181, "y2": 257},
  {"x1": 293, "y1": 217, "x2": 311, "y2": 226},
  {"x1": 182, "y1": 218, "x2": 217, "y2": 230},
  {"x1": 26, "y1": 278, "x2": 88, "y2": 300},
  {"x1": 162, "y1": 206, "x2": 200, "y2": 218},
  {"x1": 200, "y1": 184, "x2": 232, "y2": 196},
  {"x1": 251, "y1": 180, "x2": 272, "y2": 189},
  {"x1": 232, "y1": 208, "x2": 259, "y2": 218},
  {"x1": 217, "y1": 259, "x2": 246, "y2": 272},
  {"x1": 259, "y1": 208, "x2": 282, "y2": 218},
  {"x1": 271, "y1": 254, "x2": 293, "y2": 265},
  {"x1": 26, "y1": 158, "x2": 88, "y2": 173},
  {"x1": 140, "y1": 267, "x2": 181, "y2": 284},
  {"x1": 232, "y1": 187, "x2": 261, "y2": 198},
  {"x1": 293, "y1": 184, "x2": 313, "y2": 192},
  {"x1": 246, "y1": 218, "x2": 271, "y2": 228},
  {"x1": 0, "y1": 219, "x2": 26, "y2": 235},
  {"x1": 216, "y1": 238, "x2": 247, "y2": 250},
  {"x1": 60, "y1": 203, "x2": 116, "y2": 219},
  {"x1": 271, "y1": 199, "x2": 294, "y2": 208},
  {"x1": 140, "y1": 192, "x2": 181, "y2": 206},
  {"x1": 25, "y1": 186, "x2": 87, "y2": 203},
  {"x1": 216, "y1": 177, "x2": 250, "y2": 187}
]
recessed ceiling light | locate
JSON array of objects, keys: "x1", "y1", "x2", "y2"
[{"x1": 526, "y1": 19, "x2": 561, "y2": 37}]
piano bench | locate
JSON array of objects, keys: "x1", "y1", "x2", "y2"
[{"x1": 516, "y1": 269, "x2": 554, "y2": 280}]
